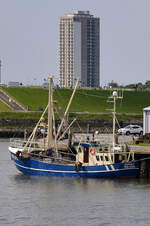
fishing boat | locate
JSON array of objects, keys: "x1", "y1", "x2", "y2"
[{"x1": 9, "y1": 77, "x2": 140, "y2": 178}]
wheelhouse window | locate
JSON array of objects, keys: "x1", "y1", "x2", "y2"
[
  {"x1": 100, "y1": 156, "x2": 103, "y2": 161},
  {"x1": 98, "y1": 148, "x2": 102, "y2": 152},
  {"x1": 96, "y1": 156, "x2": 100, "y2": 161},
  {"x1": 105, "y1": 156, "x2": 109, "y2": 161}
]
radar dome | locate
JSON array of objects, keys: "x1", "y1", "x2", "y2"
[{"x1": 113, "y1": 91, "x2": 117, "y2": 97}]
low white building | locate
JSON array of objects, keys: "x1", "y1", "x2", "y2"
[
  {"x1": 8, "y1": 81, "x2": 20, "y2": 87},
  {"x1": 143, "y1": 106, "x2": 150, "y2": 134}
]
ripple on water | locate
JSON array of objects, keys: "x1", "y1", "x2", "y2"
[{"x1": 1, "y1": 141, "x2": 150, "y2": 226}]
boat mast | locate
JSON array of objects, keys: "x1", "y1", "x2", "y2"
[
  {"x1": 112, "y1": 90, "x2": 123, "y2": 150},
  {"x1": 112, "y1": 91, "x2": 117, "y2": 151},
  {"x1": 47, "y1": 76, "x2": 54, "y2": 148},
  {"x1": 56, "y1": 77, "x2": 80, "y2": 140}
]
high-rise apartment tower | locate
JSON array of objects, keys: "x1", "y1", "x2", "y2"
[{"x1": 60, "y1": 11, "x2": 100, "y2": 88}]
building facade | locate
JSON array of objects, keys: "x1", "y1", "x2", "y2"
[{"x1": 60, "y1": 11, "x2": 100, "y2": 88}]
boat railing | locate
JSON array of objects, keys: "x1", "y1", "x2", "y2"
[
  {"x1": 9, "y1": 138, "x2": 45, "y2": 150},
  {"x1": 31, "y1": 152, "x2": 76, "y2": 164}
]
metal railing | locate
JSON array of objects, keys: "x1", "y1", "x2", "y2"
[{"x1": 9, "y1": 138, "x2": 45, "y2": 150}]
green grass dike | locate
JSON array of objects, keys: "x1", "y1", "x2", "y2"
[{"x1": 0, "y1": 86, "x2": 149, "y2": 122}]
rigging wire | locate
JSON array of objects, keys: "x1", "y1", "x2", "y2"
[{"x1": 77, "y1": 90, "x2": 108, "y2": 99}]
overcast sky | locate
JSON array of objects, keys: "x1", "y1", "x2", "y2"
[{"x1": 0, "y1": 0, "x2": 150, "y2": 86}]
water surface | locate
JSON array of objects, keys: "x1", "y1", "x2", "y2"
[{"x1": 1, "y1": 141, "x2": 150, "y2": 226}]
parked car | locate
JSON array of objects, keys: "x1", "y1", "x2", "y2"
[{"x1": 118, "y1": 125, "x2": 143, "y2": 136}]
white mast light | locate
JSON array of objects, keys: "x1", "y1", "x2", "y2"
[{"x1": 113, "y1": 91, "x2": 117, "y2": 97}]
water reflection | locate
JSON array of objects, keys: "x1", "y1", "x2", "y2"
[
  {"x1": 13, "y1": 172, "x2": 150, "y2": 186},
  {"x1": 2, "y1": 141, "x2": 150, "y2": 226},
  {"x1": 12, "y1": 173, "x2": 150, "y2": 198}
]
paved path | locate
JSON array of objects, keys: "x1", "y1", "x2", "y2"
[
  {"x1": 73, "y1": 133, "x2": 150, "y2": 153},
  {"x1": 0, "y1": 89, "x2": 26, "y2": 111},
  {"x1": 73, "y1": 133, "x2": 134, "y2": 144}
]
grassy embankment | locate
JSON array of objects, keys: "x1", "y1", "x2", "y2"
[{"x1": 0, "y1": 87, "x2": 149, "y2": 121}]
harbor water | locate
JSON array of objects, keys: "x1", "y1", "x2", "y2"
[{"x1": 1, "y1": 141, "x2": 150, "y2": 226}]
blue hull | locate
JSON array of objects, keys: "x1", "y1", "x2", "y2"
[{"x1": 10, "y1": 152, "x2": 140, "y2": 178}]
